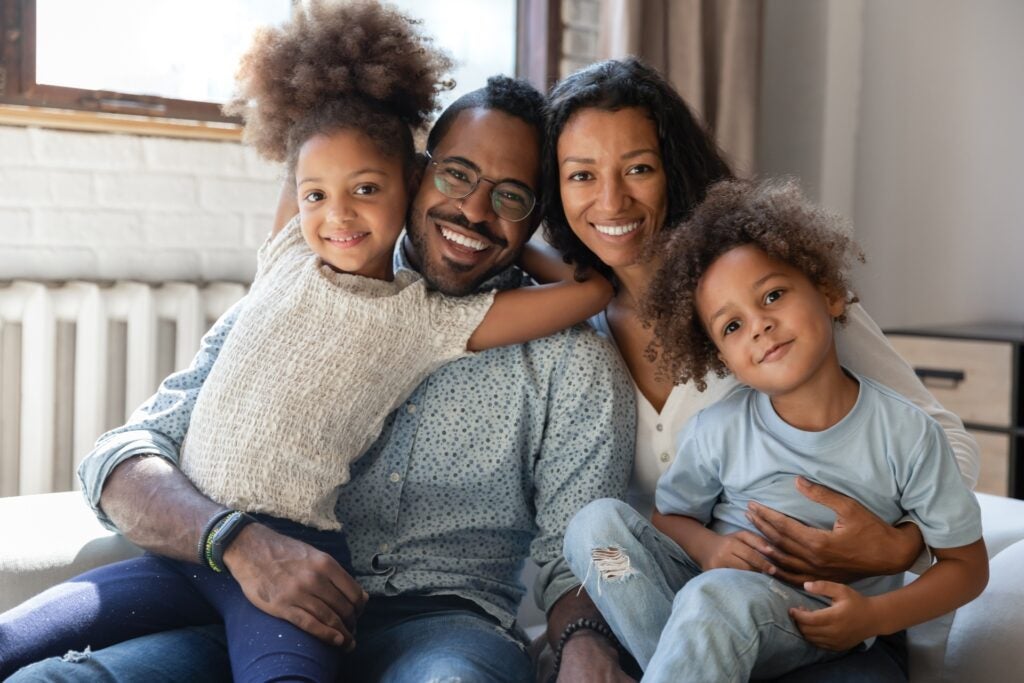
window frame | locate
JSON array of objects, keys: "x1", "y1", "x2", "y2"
[
  {"x1": 1, "y1": 0, "x2": 239, "y2": 124},
  {"x1": 0, "y1": 0, "x2": 561, "y2": 138}
]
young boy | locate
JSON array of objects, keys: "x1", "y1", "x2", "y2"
[{"x1": 570, "y1": 178, "x2": 988, "y2": 682}]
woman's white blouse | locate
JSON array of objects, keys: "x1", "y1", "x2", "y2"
[{"x1": 590, "y1": 303, "x2": 980, "y2": 519}]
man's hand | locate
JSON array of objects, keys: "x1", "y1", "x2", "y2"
[
  {"x1": 790, "y1": 581, "x2": 878, "y2": 651},
  {"x1": 745, "y1": 477, "x2": 923, "y2": 584},
  {"x1": 557, "y1": 631, "x2": 636, "y2": 683},
  {"x1": 223, "y1": 523, "x2": 368, "y2": 650},
  {"x1": 698, "y1": 531, "x2": 777, "y2": 574}
]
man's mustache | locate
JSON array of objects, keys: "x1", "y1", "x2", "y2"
[{"x1": 425, "y1": 207, "x2": 509, "y2": 248}]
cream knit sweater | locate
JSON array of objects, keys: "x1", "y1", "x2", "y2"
[{"x1": 181, "y1": 218, "x2": 494, "y2": 529}]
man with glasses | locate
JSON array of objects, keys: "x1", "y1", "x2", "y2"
[{"x1": 14, "y1": 77, "x2": 634, "y2": 682}]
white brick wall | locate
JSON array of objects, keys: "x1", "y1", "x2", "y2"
[{"x1": 0, "y1": 125, "x2": 282, "y2": 283}]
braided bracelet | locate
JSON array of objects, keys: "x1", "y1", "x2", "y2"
[
  {"x1": 207, "y1": 510, "x2": 257, "y2": 574},
  {"x1": 550, "y1": 617, "x2": 622, "y2": 680},
  {"x1": 197, "y1": 508, "x2": 234, "y2": 567}
]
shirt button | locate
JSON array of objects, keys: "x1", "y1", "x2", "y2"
[
  {"x1": 379, "y1": 543, "x2": 390, "y2": 553},
  {"x1": 389, "y1": 472, "x2": 401, "y2": 483},
  {"x1": 407, "y1": 403, "x2": 417, "y2": 414},
  {"x1": 656, "y1": 423, "x2": 664, "y2": 432},
  {"x1": 659, "y1": 451, "x2": 670, "y2": 463}
]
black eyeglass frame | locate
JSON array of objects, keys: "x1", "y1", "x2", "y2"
[{"x1": 424, "y1": 152, "x2": 537, "y2": 223}]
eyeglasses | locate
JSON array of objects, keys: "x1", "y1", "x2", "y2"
[{"x1": 426, "y1": 153, "x2": 537, "y2": 222}]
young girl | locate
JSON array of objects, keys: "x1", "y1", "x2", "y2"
[
  {"x1": 564, "y1": 178, "x2": 988, "y2": 681},
  {"x1": 0, "y1": 3, "x2": 609, "y2": 681}
]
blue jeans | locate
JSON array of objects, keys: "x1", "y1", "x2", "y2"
[
  {"x1": 7, "y1": 595, "x2": 532, "y2": 682},
  {"x1": 564, "y1": 499, "x2": 908, "y2": 683},
  {"x1": 1, "y1": 515, "x2": 353, "y2": 682}
]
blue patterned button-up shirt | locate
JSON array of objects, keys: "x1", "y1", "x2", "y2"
[{"x1": 78, "y1": 246, "x2": 635, "y2": 630}]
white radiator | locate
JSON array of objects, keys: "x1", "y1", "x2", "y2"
[{"x1": 0, "y1": 280, "x2": 247, "y2": 497}]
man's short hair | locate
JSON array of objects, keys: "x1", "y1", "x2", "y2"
[{"x1": 426, "y1": 76, "x2": 545, "y2": 199}]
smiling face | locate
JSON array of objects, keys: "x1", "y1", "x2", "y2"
[
  {"x1": 696, "y1": 244, "x2": 846, "y2": 397},
  {"x1": 296, "y1": 130, "x2": 409, "y2": 280},
  {"x1": 556, "y1": 106, "x2": 668, "y2": 277},
  {"x1": 405, "y1": 107, "x2": 540, "y2": 296}
]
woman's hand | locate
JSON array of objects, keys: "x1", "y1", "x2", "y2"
[
  {"x1": 745, "y1": 477, "x2": 923, "y2": 585},
  {"x1": 789, "y1": 581, "x2": 878, "y2": 651}
]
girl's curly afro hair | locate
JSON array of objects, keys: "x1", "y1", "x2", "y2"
[
  {"x1": 641, "y1": 178, "x2": 865, "y2": 391},
  {"x1": 224, "y1": 0, "x2": 452, "y2": 173}
]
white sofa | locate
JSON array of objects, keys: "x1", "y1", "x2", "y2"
[{"x1": 2, "y1": 491, "x2": 1022, "y2": 681}]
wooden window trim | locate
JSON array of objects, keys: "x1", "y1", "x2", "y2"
[
  {"x1": 1, "y1": 0, "x2": 241, "y2": 133},
  {"x1": 1, "y1": 0, "x2": 560, "y2": 140}
]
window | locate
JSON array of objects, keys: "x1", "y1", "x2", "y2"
[
  {"x1": 0, "y1": 0, "x2": 293, "y2": 124},
  {"x1": 0, "y1": 0, "x2": 561, "y2": 137}
]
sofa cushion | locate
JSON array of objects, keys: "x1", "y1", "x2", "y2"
[{"x1": 941, "y1": 538, "x2": 1024, "y2": 681}]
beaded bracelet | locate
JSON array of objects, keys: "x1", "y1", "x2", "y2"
[
  {"x1": 197, "y1": 508, "x2": 234, "y2": 568},
  {"x1": 549, "y1": 617, "x2": 622, "y2": 680}
]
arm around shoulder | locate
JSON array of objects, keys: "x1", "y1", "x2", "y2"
[
  {"x1": 467, "y1": 245, "x2": 613, "y2": 351},
  {"x1": 835, "y1": 303, "x2": 980, "y2": 488}
]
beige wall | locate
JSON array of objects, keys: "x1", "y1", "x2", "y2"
[{"x1": 758, "y1": 0, "x2": 1024, "y2": 328}]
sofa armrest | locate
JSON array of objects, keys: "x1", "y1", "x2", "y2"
[
  {"x1": 0, "y1": 491, "x2": 142, "y2": 612},
  {"x1": 908, "y1": 493, "x2": 1024, "y2": 682}
]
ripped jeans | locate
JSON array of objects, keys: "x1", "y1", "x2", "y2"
[{"x1": 564, "y1": 499, "x2": 883, "y2": 683}]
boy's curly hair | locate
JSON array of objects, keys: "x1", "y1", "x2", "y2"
[
  {"x1": 224, "y1": 0, "x2": 452, "y2": 175},
  {"x1": 641, "y1": 178, "x2": 865, "y2": 391}
]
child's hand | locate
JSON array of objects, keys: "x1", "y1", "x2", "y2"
[
  {"x1": 701, "y1": 530, "x2": 777, "y2": 574},
  {"x1": 789, "y1": 580, "x2": 878, "y2": 651}
]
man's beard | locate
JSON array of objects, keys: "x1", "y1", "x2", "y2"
[{"x1": 405, "y1": 204, "x2": 517, "y2": 297}]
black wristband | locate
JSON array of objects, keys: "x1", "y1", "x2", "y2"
[
  {"x1": 207, "y1": 511, "x2": 257, "y2": 574},
  {"x1": 549, "y1": 617, "x2": 621, "y2": 681},
  {"x1": 197, "y1": 508, "x2": 234, "y2": 567}
]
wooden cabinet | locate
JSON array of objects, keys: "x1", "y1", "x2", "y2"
[{"x1": 885, "y1": 323, "x2": 1024, "y2": 499}]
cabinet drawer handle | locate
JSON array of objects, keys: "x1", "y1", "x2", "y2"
[{"x1": 913, "y1": 367, "x2": 965, "y2": 388}]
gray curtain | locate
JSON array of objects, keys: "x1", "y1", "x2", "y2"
[{"x1": 598, "y1": 0, "x2": 763, "y2": 176}]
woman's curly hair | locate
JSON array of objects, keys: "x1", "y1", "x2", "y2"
[
  {"x1": 542, "y1": 58, "x2": 733, "y2": 280},
  {"x1": 223, "y1": 0, "x2": 452, "y2": 175},
  {"x1": 641, "y1": 178, "x2": 865, "y2": 391}
]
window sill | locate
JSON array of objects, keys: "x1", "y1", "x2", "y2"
[{"x1": 0, "y1": 104, "x2": 242, "y2": 142}]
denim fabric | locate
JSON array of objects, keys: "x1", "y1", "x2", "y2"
[
  {"x1": 564, "y1": 499, "x2": 906, "y2": 683},
  {"x1": 0, "y1": 516, "x2": 352, "y2": 683},
  {"x1": 8, "y1": 596, "x2": 533, "y2": 683}
]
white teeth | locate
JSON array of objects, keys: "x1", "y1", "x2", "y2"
[
  {"x1": 593, "y1": 221, "x2": 640, "y2": 236},
  {"x1": 440, "y1": 226, "x2": 487, "y2": 251},
  {"x1": 326, "y1": 233, "x2": 366, "y2": 243}
]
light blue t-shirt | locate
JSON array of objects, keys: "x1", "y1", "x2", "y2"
[{"x1": 655, "y1": 372, "x2": 982, "y2": 598}]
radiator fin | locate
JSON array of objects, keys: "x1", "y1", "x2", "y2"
[{"x1": 0, "y1": 281, "x2": 246, "y2": 496}]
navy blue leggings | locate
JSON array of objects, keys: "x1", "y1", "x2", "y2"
[{"x1": 0, "y1": 515, "x2": 353, "y2": 682}]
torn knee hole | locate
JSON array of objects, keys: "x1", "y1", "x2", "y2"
[
  {"x1": 591, "y1": 546, "x2": 636, "y2": 581},
  {"x1": 61, "y1": 646, "x2": 93, "y2": 663}
]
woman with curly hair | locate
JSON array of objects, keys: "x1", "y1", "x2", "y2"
[
  {"x1": 570, "y1": 178, "x2": 987, "y2": 681},
  {"x1": 549, "y1": 59, "x2": 981, "y2": 681},
  {"x1": 0, "y1": 3, "x2": 609, "y2": 681}
]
